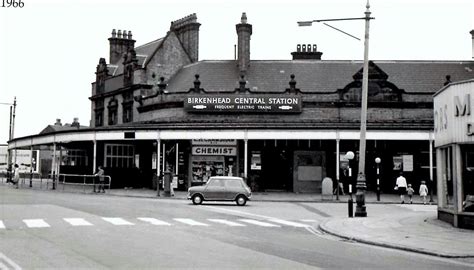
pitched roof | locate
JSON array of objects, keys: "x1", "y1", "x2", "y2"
[
  {"x1": 39, "y1": 124, "x2": 88, "y2": 135},
  {"x1": 165, "y1": 60, "x2": 474, "y2": 93}
]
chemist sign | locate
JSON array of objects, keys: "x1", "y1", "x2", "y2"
[{"x1": 184, "y1": 95, "x2": 302, "y2": 113}]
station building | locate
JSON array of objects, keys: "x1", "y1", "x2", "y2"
[{"x1": 8, "y1": 13, "x2": 474, "y2": 194}]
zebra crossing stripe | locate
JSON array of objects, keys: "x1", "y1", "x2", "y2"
[
  {"x1": 63, "y1": 218, "x2": 93, "y2": 226},
  {"x1": 208, "y1": 219, "x2": 246, "y2": 227},
  {"x1": 102, "y1": 217, "x2": 134, "y2": 225},
  {"x1": 0, "y1": 220, "x2": 5, "y2": 229},
  {"x1": 268, "y1": 219, "x2": 309, "y2": 228},
  {"x1": 239, "y1": 219, "x2": 280, "y2": 227},
  {"x1": 137, "y1": 218, "x2": 171, "y2": 226},
  {"x1": 174, "y1": 218, "x2": 209, "y2": 226},
  {"x1": 23, "y1": 219, "x2": 50, "y2": 228}
]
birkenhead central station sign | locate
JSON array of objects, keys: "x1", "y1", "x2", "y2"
[
  {"x1": 184, "y1": 95, "x2": 302, "y2": 113},
  {"x1": 434, "y1": 80, "x2": 474, "y2": 147}
]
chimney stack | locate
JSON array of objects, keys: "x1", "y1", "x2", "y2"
[
  {"x1": 170, "y1": 13, "x2": 201, "y2": 63},
  {"x1": 470, "y1": 30, "x2": 474, "y2": 59},
  {"x1": 108, "y1": 29, "x2": 136, "y2": 64},
  {"x1": 291, "y1": 44, "x2": 323, "y2": 60},
  {"x1": 236, "y1": 12, "x2": 252, "y2": 75},
  {"x1": 71, "y1": 118, "x2": 80, "y2": 128}
]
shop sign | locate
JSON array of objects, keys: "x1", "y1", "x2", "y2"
[
  {"x1": 251, "y1": 152, "x2": 261, "y2": 170},
  {"x1": 192, "y1": 146, "x2": 237, "y2": 156},
  {"x1": 192, "y1": 139, "x2": 237, "y2": 146},
  {"x1": 184, "y1": 95, "x2": 302, "y2": 113}
]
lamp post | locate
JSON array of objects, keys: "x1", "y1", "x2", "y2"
[
  {"x1": 298, "y1": 1, "x2": 373, "y2": 217},
  {"x1": 30, "y1": 157, "x2": 36, "y2": 188},
  {"x1": 1, "y1": 97, "x2": 16, "y2": 183},
  {"x1": 375, "y1": 157, "x2": 381, "y2": 201}
]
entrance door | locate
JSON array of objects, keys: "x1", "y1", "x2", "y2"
[
  {"x1": 261, "y1": 149, "x2": 292, "y2": 191},
  {"x1": 293, "y1": 151, "x2": 326, "y2": 193}
]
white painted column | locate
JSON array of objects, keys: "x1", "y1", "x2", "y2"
[
  {"x1": 93, "y1": 140, "x2": 97, "y2": 174},
  {"x1": 454, "y1": 144, "x2": 463, "y2": 214},
  {"x1": 52, "y1": 143, "x2": 57, "y2": 176},
  {"x1": 336, "y1": 135, "x2": 340, "y2": 200},
  {"x1": 162, "y1": 142, "x2": 166, "y2": 173},
  {"x1": 244, "y1": 139, "x2": 248, "y2": 179},
  {"x1": 157, "y1": 139, "x2": 161, "y2": 196},
  {"x1": 175, "y1": 143, "x2": 179, "y2": 175}
]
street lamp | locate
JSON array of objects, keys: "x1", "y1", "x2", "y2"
[
  {"x1": 298, "y1": 1, "x2": 374, "y2": 217},
  {"x1": 375, "y1": 157, "x2": 381, "y2": 201}
]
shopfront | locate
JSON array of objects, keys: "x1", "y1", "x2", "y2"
[{"x1": 434, "y1": 79, "x2": 474, "y2": 229}]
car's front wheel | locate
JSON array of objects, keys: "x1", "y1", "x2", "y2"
[
  {"x1": 192, "y1": 194, "x2": 203, "y2": 205},
  {"x1": 235, "y1": 195, "x2": 247, "y2": 206}
]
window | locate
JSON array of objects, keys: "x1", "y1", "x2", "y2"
[
  {"x1": 108, "y1": 98, "x2": 118, "y2": 126},
  {"x1": 122, "y1": 102, "x2": 133, "y2": 123},
  {"x1": 95, "y1": 99, "x2": 104, "y2": 127},
  {"x1": 104, "y1": 144, "x2": 134, "y2": 168},
  {"x1": 440, "y1": 146, "x2": 454, "y2": 208},
  {"x1": 462, "y1": 146, "x2": 474, "y2": 212},
  {"x1": 61, "y1": 149, "x2": 88, "y2": 167}
]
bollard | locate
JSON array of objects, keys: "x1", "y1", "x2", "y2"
[
  {"x1": 348, "y1": 183, "x2": 353, "y2": 217},
  {"x1": 348, "y1": 197, "x2": 353, "y2": 218},
  {"x1": 163, "y1": 170, "x2": 171, "y2": 197}
]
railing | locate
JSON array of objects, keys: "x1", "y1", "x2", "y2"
[{"x1": 58, "y1": 173, "x2": 112, "y2": 193}]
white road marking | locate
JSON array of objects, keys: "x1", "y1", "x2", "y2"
[
  {"x1": 301, "y1": 219, "x2": 317, "y2": 222},
  {"x1": 268, "y1": 219, "x2": 310, "y2": 228},
  {"x1": 63, "y1": 218, "x2": 93, "y2": 226},
  {"x1": 207, "y1": 219, "x2": 246, "y2": 227},
  {"x1": 0, "y1": 252, "x2": 22, "y2": 270},
  {"x1": 0, "y1": 220, "x2": 5, "y2": 229},
  {"x1": 239, "y1": 219, "x2": 280, "y2": 227},
  {"x1": 101, "y1": 217, "x2": 134, "y2": 226},
  {"x1": 174, "y1": 218, "x2": 209, "y2": 226},
  {"x1": 137, "y1": 218, "x2": 171, "y2": 226},
  {"x1": 23, "y1": 219, "x2": 50, "y2": 228}
]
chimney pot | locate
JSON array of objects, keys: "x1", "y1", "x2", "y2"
[
  {"x1": 117, "y1": 30, "x2": 122, "y2": 38},
  {"x1": 297, "y1": 44, "x2": 301, "y2": 52},
  {"x1": 241, "y1": 12, "x2": 247, "y2": 24},
  {"x1": 111, "y1": 29, "x2": 116, "y2": 38},
  {"x1": 55, "y1": 119, "x2": 62, "y2": 126},
  {"x1": 128, "y1": 30, "x2": 132, "y2": 39}
]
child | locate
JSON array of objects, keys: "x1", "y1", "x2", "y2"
[
  {"x1": 406, "y1": 184, "x2": 415, "y2": 204},
  {"x1": 419, "y1": 181, "x2": 429, "y2": 205}
]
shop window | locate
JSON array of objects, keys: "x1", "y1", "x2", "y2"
[
  {"x1": 462, "y1": 146, "x2": 474, "y2": 212},
  {"x1": 60, "y1": 149, "x2": 88, "y2": 167},
  {"x1": 441, "y1": 146, "x2": 454, "y2": 208},
  {"x1": 104, "y1": 144, "x2": 134, "y2": 168}
]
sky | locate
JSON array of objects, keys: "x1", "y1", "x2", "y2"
[{"x1": 0, "y1": 0, "x2": 473, "y2": 144}]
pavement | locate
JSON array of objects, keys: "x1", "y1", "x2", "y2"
[{"x1": 2, "y1": 177, "x2": 474, "y2": 259}]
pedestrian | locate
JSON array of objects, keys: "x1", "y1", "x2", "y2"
[
  {"x1": 419, "y1": 180, "x2": 429, "y2": 204},
  {"x1": 13, "y1": 164, "x2": 20, "y2": 189},
  {"x1": 395, "y1": 172, "x2": 408, "y2": 204},
  {"x1": 406, "y1": 184, "x2": 415, "y2": 204},
  {"x1": 94, "y1": 166, "x2": 105, "y2": 193}
]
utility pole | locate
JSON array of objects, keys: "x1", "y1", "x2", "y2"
[{"x1": 298, "y1": 1, "x2": 374, "y2": 217}]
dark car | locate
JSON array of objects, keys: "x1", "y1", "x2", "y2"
[{"x1": 187, "y1": 176, "x2": 252, "y2": 206}]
